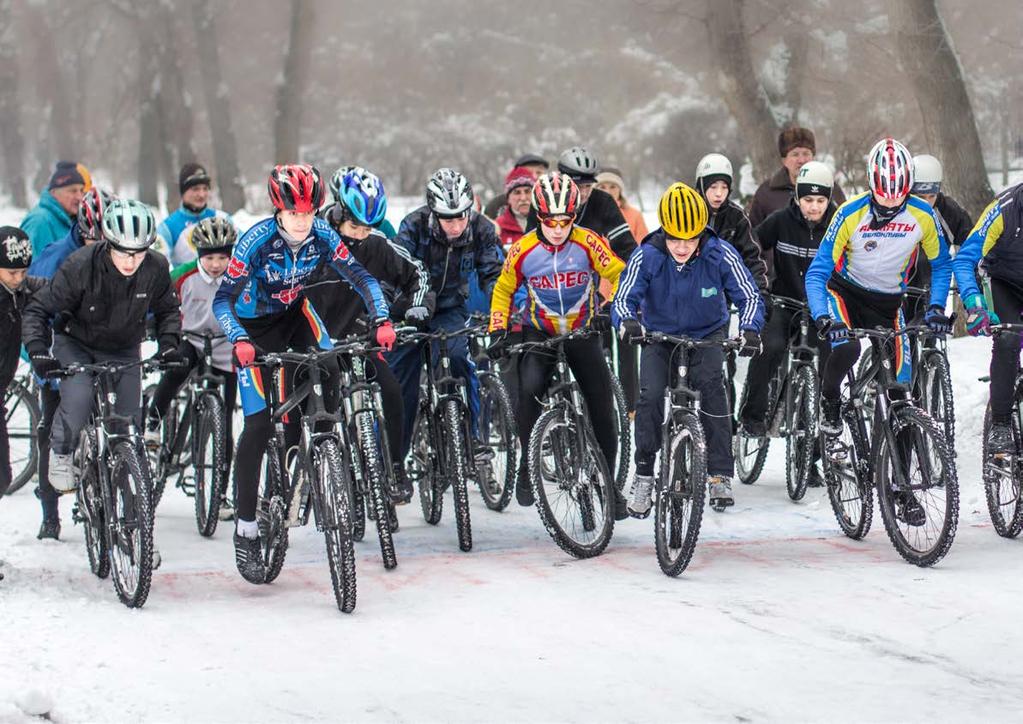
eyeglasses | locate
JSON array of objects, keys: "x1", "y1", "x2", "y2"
[
  {"x1": 540, "y1": 215, "x2": 575, "y2": 229},
  {"x1": 110, "y1": 247, "x2": 145, "y2": 260}
]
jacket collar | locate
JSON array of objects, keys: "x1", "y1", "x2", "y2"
[
  {"x1": 39, "y1": 190, "x2": 73, "y2": 225},
  {"x1": 768, "y1": 166, "x2": 794, "y2": 191}
]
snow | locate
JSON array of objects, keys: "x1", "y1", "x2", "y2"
[{"x1": 3, "y1": 331, "x2": 1023, "y2": 722}]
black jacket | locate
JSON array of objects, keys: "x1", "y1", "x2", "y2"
[
  {"x1": 526, "y1": 188, "x2": 637, "y2": 262},
  {"x1": 23, "y1": 242, "x2": 181, "y2": 357},
  {"x1": 707, "y1": 200, "x2": 769, "y2": 297},
  {"x1": 0, "y1": 277, "x2": 46, "y2": 389},
  {"x1": 907, "y1": 193, "x2": 973, "y2": 290},
  {"x1": 305, "y1": 229, "x2": 435, "y2": 338},
  {"x1": 755, "y1": 198, "x2": 838, "y2": 302}
]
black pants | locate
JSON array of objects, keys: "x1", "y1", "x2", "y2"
[
  {"x1": 635, "y1": 328, "x2": 732, "y2": 477},
  {"x1": 516, "y1": 329, "x2": 617, "y2": 479},
  {"x1": 234, "y1": 303, "x2": 340, "y2": 523},
  {"x1": 36, "y1": 383, "x2": 60, "y2": 522},
  {"x1": 990, "y1": 277, "x2": 1023, "y2": 423}
]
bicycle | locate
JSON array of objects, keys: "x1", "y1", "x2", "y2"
[
  {"x1": 467, "y1": 325, "x2": 518, "y2": 512},
  {"x1": 403, "y1": 322, "x2": 487, "y2": 552},
  {"x1": 506, "y1": 328, "x2": 616, "y2": 559},
  {"x1": 638, "y1": 331, "x2": 742, "y2": 576},
  {"x1": 252, "y1": 347, "x2": 358, "y2": 613},
  {"x1": 980, "y1": 323, "x2": 1023, "y2": 538},
  {"x1": 61, "y1": 358, "x2": 163, "y2": 608},
  {"x1": 733, "y1": 296, "x2": 820, "y2": 500},
  {"x1": 822, "y1": 325, "x2": 959, "y2": 567},
  {"x1": 143, "y1": 330, "x2": 231, "y2": 536},
  {"x1": 2, "y1": 363, "x2": 41, "y2": 495}
]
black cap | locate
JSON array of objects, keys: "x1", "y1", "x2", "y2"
[
  {"x1": 0, "y1": 226, "x2": 32, "y2": 269},
  {"x1": 514, "y1": 153, "x2": 548, "y2": 169},
  {"x1": 179, "y1": 163, "x2": 212, "y2": 194}
]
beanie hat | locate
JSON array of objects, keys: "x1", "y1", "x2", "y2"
[
  {"x1": 778, "y1": 127, "x2": 816, "y2": 157},
  {"x1": 504, "y1": 166, "x2": 536, "y2": 195},
  {"x1": 595, "y1": 170, "x2": 627, "y2": 196},
  {"x1": 0, "y1": 226, "x2": 32, "y2": 269},
  {"x1": 48, "y1": 161, "x2": 91, "y2": 191},
  {"x1": 179, "y1": 162, "x2": 212, "y2": 194}
]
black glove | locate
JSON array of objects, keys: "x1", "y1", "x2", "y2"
[
  {"x1": 590, "y1": 310, "x2": 611, "y2": 332},
  {"x1": 157, "y1": 346, "x2": 188, "y2": 367},
  {"x1": 924, "y1": 305, "x2": 953, "y2": 335},
  {"x1": 619, "y1": 318, "x2": 645, "y2": 345},
  {"x1": 30, "y1": 353, "x2": 61, "y2": 379},
  {"x1": 486, "y1": 330, "x2": 511, "y2": 360},
  {"x1": 815, "y1": 315, "x2": 849, "y2": 343},
  {"x1": 739, "y1": 330, "x2": 761, "y2": 358}
]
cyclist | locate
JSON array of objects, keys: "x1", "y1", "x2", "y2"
[
  {"x1": 155, "y1": 163, "x2": 235, "y2": 265},
  {"x1": 739, "y1": 161, "x2": 836, "y2": 438},
  {"x1": 951, "y1": 180, "x2": 1023, "y2": 453},
  {"x1": 388, "y1": 168, "x2": 503, "y2": 464},
  {"x1": 806, "y1": 138, "x2": 952, "y2": 525},
  {"x1": 326, "y1": 165, "x2": 397, "y2": 240},
  {"x1": 613, "y1": 183, "x2": 764, "y2": 514},
  {"x1": 22, "y1": 199, "x2": 183, "y2": 497},
  {"x1": 212, "y1": 164, "x2": 393, "y2": 584},
  {"x1": 306, "y1": 167, "x2": 433, "y2": 503},
  {"x1": 488, "y1": 172, "x2": 629, "y2": 517},
  {"x1": 143, "y1": 217, "x2": 239, "y2": 516}
]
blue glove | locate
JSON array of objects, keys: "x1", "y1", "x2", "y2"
[
  {"x1": 964, "y1": 294, "x2": 998, "y2": 337},
  {"x1": 924, "y1": 305, "x2": 952, "y2": 335}
]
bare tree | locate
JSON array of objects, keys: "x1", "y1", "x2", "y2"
[
  {"x1": 891, "y1": 0, "x2": 992, "y2": 216},
  {"x1": 273, "y1": 0, "x2": 318, "y2": 163},
  {"x1": 0, "y1": 0, "x2": 26, "y2": 207},
  {"x1": 189, "y1": 0, "x2": 246, "y2": 212},
  {"x1": 155, "y1": 3, "x2": 196, "y2": 210}
]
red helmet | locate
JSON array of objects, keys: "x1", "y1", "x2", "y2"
[
  {"x1": 77, "y1": 187, "x2": 117, "y2": 241},
  {"x1": 268, "y1": 164, "x2": 325, "y2": 213},
  {"x1": 531, "y1": 172, "x2": 579, "y2": 217},
  {"x1": 867, "y1": 138, "x2": 914, "y2": 200}
]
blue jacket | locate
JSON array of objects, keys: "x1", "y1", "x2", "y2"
[
  {"x1": 612, "y1": 230, "x2": 765, "y2": 338},
  {"x1": 29, "y1": 225, "x2": 84, "y2": 279},
  {"x1": 394, "y1": 206, "x2": 503, "y2": 315},
  {"x1": 21, "y1": 190, "x2": 73, "y2": 258},
  {"x1": 156, "y1": 205, "x2": 233, "y2": 265}
]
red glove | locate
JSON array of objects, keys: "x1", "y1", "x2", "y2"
[
  {"x1": 234, "y1": 340, "x2": 256, "y2": 368},
  {"x1": 375, "y1": 321, "x2": 396, "y2": 351}
]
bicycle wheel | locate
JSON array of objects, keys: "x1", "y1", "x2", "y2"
[
  {"x1": 733, "y1": 374, "x2": 773, "y2": 485},
  {"x1": 258, "y1": 444, "x2": 290, "y2": 584},
  {"x1": 3, "y1": 379, "x2": 40, "y2": 495},
  {"x1": 477, "y1": 372, "x2": 517, "y2": 512},
  {"x1": 313, "y1": 438, "x2": 357, "y2": 613},
  {"x1": 920, "y1": 349, "x2": 955, "y2": 452},
  {"x1": 655, "y1": 411, "x2": 707, "y2": 577},
  {"x1": 608, "y1": 369, "x2": 631, "y2": 493},
  {"x1": 107, "y1": 442, "x2": 155, "y2": 608},
  {"x1": 442, "y1": 400, "x2": 473, "y2": 552},
  {"x1": 356, "y1": 411, "x2": 397, "y2": 570},
  {"x1": 785, "y1": 366, "x2": 818, "y2": 502},
  {"x1": 981, "y1": 403, "x2": 1023, "y2": 538},
  {"x1": 875, "y1": 407, "x2": 959, "y2": 567},
  {"x1": 409, "y1": 405, "x2": 443, "y2": 525},
  {"x1": 192, "y1": 394, "x2": 227, "y2": 538},
  {"x1": 823, "y1": 403, "x2": 873, "y2": 539},
  {"x1": 528, "y1": 407, "x2": 615, "y2": 558},
  {"x1": 74, "y1": 428, "x2": 108, "y2": 578}
]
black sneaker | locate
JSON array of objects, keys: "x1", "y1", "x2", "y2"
[
  {"x1": 472, "y1": 439, "x2": 495, "y2": 463},
  {"x1": 819, "y1": 397, "x2": 843, "y2": 437},
  {"x1": 515, "y1": 469, "x2": 534, "y2": 507},
  {"x1": 741, "y1": 418, "x2": 768, "y2": 438},
  {"x1": 613, "y1": 488, "x2": 630, "y2": 521},
  {"x1": 894, "y1": 490, "x2": 926, "y2": 527},
  {"x1": 988, "y1": 423, "x2": 1015, "y2": 456},
  {"x1": 37, "y1": 520, "x2": 61, "y2": 541},
  {"x1": 233, "y1": 533, "x2": 266, "y2": 584},
  {"x1": 391, "y1": 464, "x2": 414, "y2": 505}
]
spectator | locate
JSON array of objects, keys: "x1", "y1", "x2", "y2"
[
  {"x1": 484, "y1": 153, "x2": 549, "y2": 219},
  {"x1": 494, "y1": 166, "x2": 536, "y2": 249},
  {"x1": 596, "y1": 168, "x2": 649, "y2": 243},
  {"x1": 20, "y1": 161, "x2": 92, "y2": 258},
  {"x1": 155, "y1": 162, "x2": 234, "y2": 265}
]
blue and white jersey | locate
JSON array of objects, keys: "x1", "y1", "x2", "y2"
[{"x1": 155, "y1": 205, "x2": 233, "y2": 265}]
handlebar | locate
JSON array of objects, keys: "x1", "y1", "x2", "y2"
[
  {"x1": 770, "y1": 295, "x2": 808, "y2": 312},
  {"x1": 50, "y1": 355, "x2": 180, "y2": 380},
  {"x1": 503, "y1": 327, "x2": 601, "y2": 356},
  {"x1": 637, "y1": 331, "x2": 744, "y2": 351},
  {"x1": 182, "y1": 329, "x2": 226, "y2": 342}
]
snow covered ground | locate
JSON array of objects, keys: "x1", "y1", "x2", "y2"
[{"x1": 2, "y1": 335, "x2": 1023, "y2": 723}]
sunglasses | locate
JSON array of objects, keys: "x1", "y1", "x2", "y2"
[{"x1": 540, "y1": 215, "x2": 575, "y2": 229}]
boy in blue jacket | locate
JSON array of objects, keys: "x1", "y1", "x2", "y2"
[{"x1": 612, "y1": 183, "x2": 765, "y2": 514}]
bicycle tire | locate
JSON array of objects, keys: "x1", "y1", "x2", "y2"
[
  {"x1": 443, "y1": 400, "x2": 473, "y2": 552},
  {"x1": 608, "y1": 369, "x2": 631, "y2": 493},
  {"x1": 477, "y1": 372, "x2": 517, "y2": 512},
  {"x1": 3, "y1": 379, "x2": 40, "y2": 495},
  {"x1": 655, "y1": 411, "x2": 707, "y2": 577},
  {"x1": 259, "y1": 444, "x2": 290, "y2": 584},
  {"x1": 920, "y1": 349, "x2": 955, "y2": 451},
  {"x1": 733, "y1": 375, "x2": 771, "y2": 485},
  {"x1": 357, "y1": 411, "x2": 397, "y2": 570},
  {"x1": 108, "y1": 442, "x2": 155, "y2": 608},
  {"x1": 74, "y1": 427, "x2": 108, "y2": 579},
  {"x1": 982, "y1": 403, "x2": 1023, "y2": 538},
  {"x1": 875, "y1": 406, "x2": 959, "y2": 567},
  {"x1": 410, "y1": 406, "x2": 443, "y2": 525},
  {"x1": 193, "y1": 394, "x2": 227, "y2": 538},
  {"x1": 785, "y1": 366, "x2": 817, "y2": 502},
  {"x1": 528, "y1": 407, "x2": 615, "y2": 559},
  {"x1": 314, "y1": 438, "x2": 358, "y2": 613},
  {"x1": 824, "y1": 403, "x2": 873, "y2": 540}
]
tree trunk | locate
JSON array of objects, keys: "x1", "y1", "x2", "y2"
[
  {"x1": 137, "y1": 10, "x2": 162, "y2": 208},
  {"x1": 0, "y1": 0, "x2": 27, "y2": 207},
  {"x1": 155, "y1": 5, "x2": 196, "y2": 211},
  {"x1": 704, "y1": 0, "x2": 779, "y2": 180},
  {"x1": 273, "y1": 0, "x2": 318, "y2": 163},
  {"x1": 189, "y1": 0, "x2": 246, "y2": 212},
  {"x1": 891, "y1": 0, "x2": 992, "y2": 217}
]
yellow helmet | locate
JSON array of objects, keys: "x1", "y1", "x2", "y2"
[{"x1": 658, "y1": 182, "x2": 708, "y2": 239}]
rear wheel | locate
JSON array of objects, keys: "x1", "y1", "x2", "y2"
[
  {"x1": 107, "y1": 442, "x2": 155, "y2": 608},
  {"x1": 785, "y1": 366, "x2": 817, "y2": 501},
  {"x1": 982, "y1": 402, "x2": 1023, "y2": 538},
  {"x1": 3, "y1": 378, "x2": 40, "y2": 495},
  {"x1": 193, "y1": 394, "x2": 227, "y2": 538},
  {"x1": 409, "y1": 406, "x2": 443, "y2": 525},
  {"x1": 654, "y1": 412, "x2": 706, "y2": 577},
  {"x1": 608, "y1": 369, "x2": 631, "y2": 493},
  {"x1": 734, "y1": 373, "x2": 774, "y2": 485},
  {"x1": 919, "y1": 349, "x2": 955, "y2": 452},
  {"x1": 477, "y1": 373, "x2": 517, "y2": 512},
  {"x1": 74, "y1": 428, "x2": 108, "y2": 578},
  {"x1": 823, "y1": 402, "x2": 873, "y2": 540}
]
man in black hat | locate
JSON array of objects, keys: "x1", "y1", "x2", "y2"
[{"x1": 155, "y1": 162, "x2": 236, "y2": 265}]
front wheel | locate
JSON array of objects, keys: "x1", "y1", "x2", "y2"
[
  {"x1": 357, "y1": 411, "x2": 397, "y2": 570},
  {"x1": 477, "y1": 373, "x2": 517, "y2": 512},
  {"x1": 107, "y1": 442, "x2": 155, "y2": 608},
  {"x1": 441, "y1": 400, "x2": 473, "y2": 552},
  {"x1": 409, "y1": 405, "x2": 443, "y2": 525},
  {"x1": 193, "y1": 394, "x2": 227, "y2": 538},
  {"x1": 823, "y1": 402, "x2": 873, "y2": 540},
  {"x1": 785, "y1": 366, "x2": 818, "y2": 502},
  {"x1": 655, "y1": 412, "x2": 707, "y2": 577},
  {"x1": 258, "y1": 444, "x2": 290, "y2": 584},
  {"x1": 314, "y1": 439, "x2": 358, "y2": 613},
  {"x1": 733, "y1": 374, "x2": 773, "y2": 485}
]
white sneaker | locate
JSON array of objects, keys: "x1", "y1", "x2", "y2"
[
  {"x1": 708, "y1": 475, "x2": 734, "y2": 511},
  {"x1": 627, "y1": 474, "x2": 655, "y2": 518},
  {"x1": 49, "y1": 451, "x2": 77, "y2": 493}
]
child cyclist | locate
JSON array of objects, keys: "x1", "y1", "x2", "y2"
[
  {"x1": 212, "y1": 164, "x2": 393, "y2": 584},
  {"x1": 144, "y1": 217, "x2": 239, "y2": 518},
  {"x1": 612, "y1": 182, "x2": 764, "y2": 514}
]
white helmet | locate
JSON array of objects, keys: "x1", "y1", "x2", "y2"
[
  {"x1": 795, "y1": 161, "x2": 834, "y2": 199},
  {"x1": 867, "y1": 137, "x2": 914, "y2": 200},
  {"x1": 101, "y1": 199, "x2": 157, "y2": 252},
  {"x1": 557, "y1": 146, "x2": 600, "y2": 182},
  {"x1": 426, "y1": 168, "x2": 474, "y2": 218},
  {"x1": 912, "y1": 154, "x2": 943, "y2": 194},
  {"x1": 694, "y1": 153, "x2": 733, "y2": 192}
]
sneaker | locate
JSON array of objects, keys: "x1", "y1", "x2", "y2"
[
  {"x1": 894, "y1": 490, "x2": 926, "y2": 527},
  {"x1": 218, "y1": 499, "x2": 235, "y2": 522},
  {"x1": 627, "y1": 474, "x2": 655, "y2": 518},
  {"x1": 708, "y1": 475, "x2": 734, "y2": 511},
  {"x1": 819, "y1": 397, "x2": 843, "y2": 437},
  {"x1": 233, "y1": 533, "x2": 265, "y2": 584},
  {"x1": 741, "y1": 418, "x2": 768, "y2": 438},
  {"x1": 515, "y1": 469, "x2": 534, "y2": 507},
  {"x1": 391, "y1": 464, "x2": 414, "y2": 505},
  {"x1": 472, "y1": 439, "x2": 495, "y2": 463},
  {"x1": 48, "y1": 451, "x2": 76, "y2": 493},
  {"x1": 152, "y1": 547, "x2": 162, "y2": 570},
  {"x1": 988, "y1": 422, "x2": 1014, "y2": 457},
  {"x1": 37, "y1": 519, "x2": 61, "y2": 541},
  {"x1": 806, "y1": 464, "x2": 825, "y2": 488}
]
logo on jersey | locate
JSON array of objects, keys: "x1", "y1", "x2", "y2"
[
  {"x1": 864, "y1": 240, "x2": 878, "y2": 252},
  {"x1": 701, "y1": 286, "x2": 718, "y2": 298},
  {"x1": 528, "y1": 271, "x2": 591, "y2": 290},
  {"x1": 272, "y1": 285, "x2": 303, "y2": 305},
  {"x1": 332, "y1": 242, "x2": 351, "y2": 263},
  {"x1": 227, "y1": 257, "x2": 248, "y2": 279}
]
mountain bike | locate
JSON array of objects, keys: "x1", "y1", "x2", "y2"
[
  {"x1": 468, "y1": 325, "x2": 518, "y2": 512},
  {"x1": 981, "y1": 323, "x2": 1023, "y2": 538}
]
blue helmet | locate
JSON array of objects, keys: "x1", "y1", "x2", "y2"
[{"x1": 331, "y1": 166, "x2": 387, "y2": 227}]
